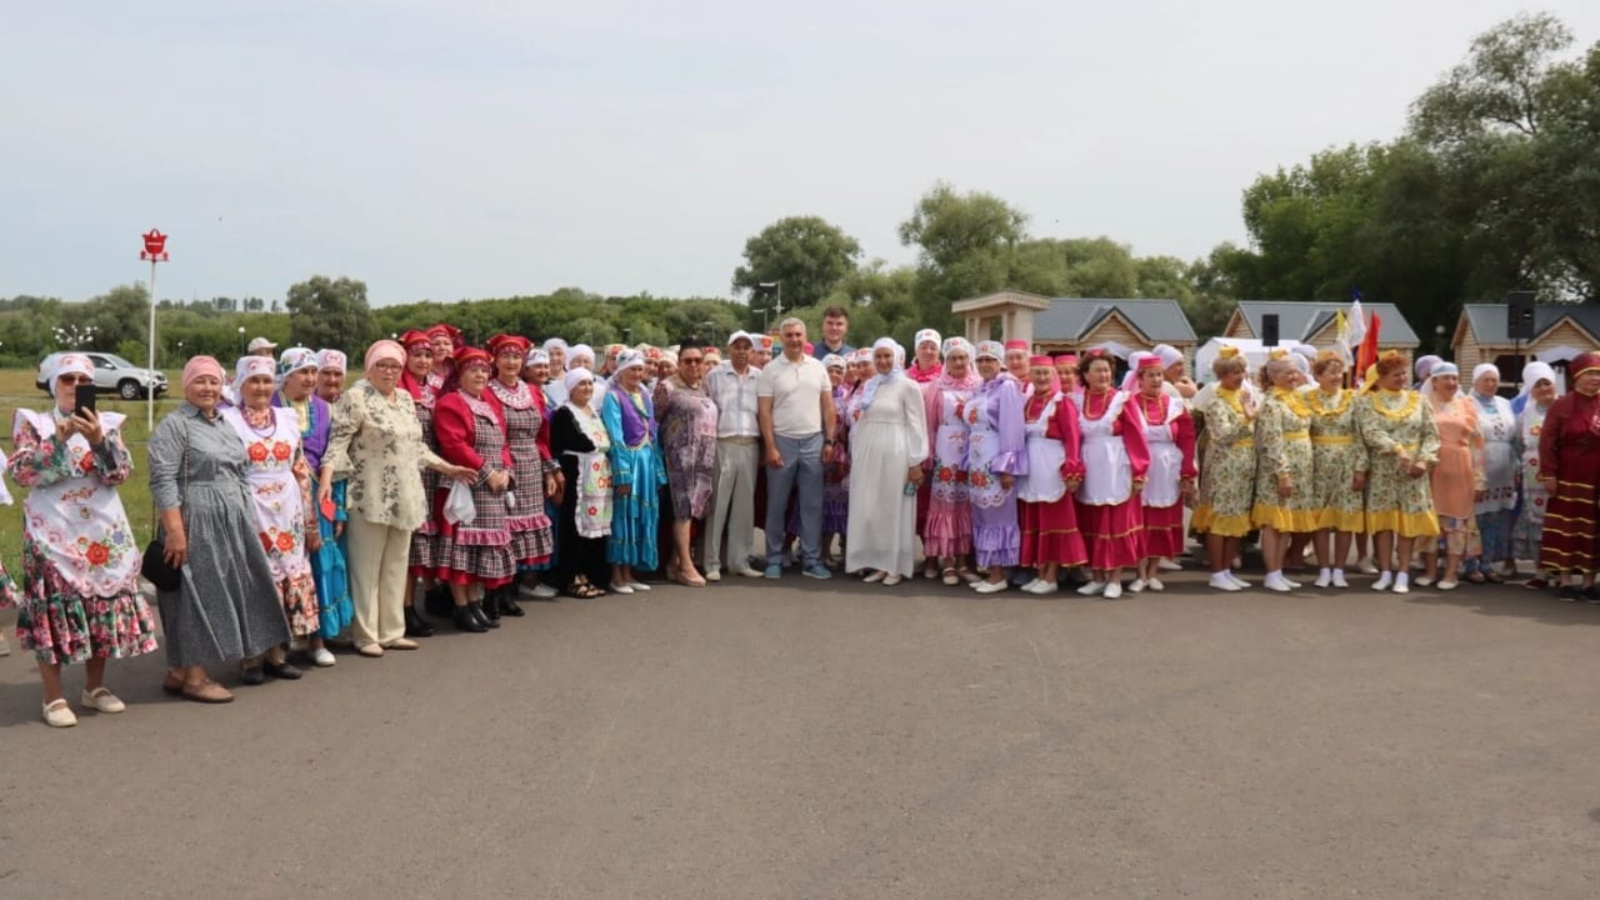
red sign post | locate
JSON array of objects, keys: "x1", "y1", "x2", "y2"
[{"x1": 141, "y1": 229, "x2": 170, "y2": 429}]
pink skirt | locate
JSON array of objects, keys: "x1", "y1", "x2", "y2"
[
  {"x1": 1141, "y1": 503, "x2": 1185, "y2": 559},
  {"x1": 923, "y1": 497, "x2": 973, "y2": 557},
  {"x1": 1020, "y1": 499, "x2": 1087, "y2": 568},
  {"x1": 1077, "y1": 499, "x2": 1145, "y2": 570}
]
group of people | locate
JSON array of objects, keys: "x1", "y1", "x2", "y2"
[{"x1": 4, "y1": 304, "x2": 1598, "y2": 729}]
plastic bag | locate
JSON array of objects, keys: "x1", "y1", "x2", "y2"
[{"x1": 444, "y1": 480, "x2": 477, "y2": 526}]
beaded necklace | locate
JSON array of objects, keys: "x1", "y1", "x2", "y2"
[{"x1": 1081, "y1": 388, "x2": 1114, "y2": 421}]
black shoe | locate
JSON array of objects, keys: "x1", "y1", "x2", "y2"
[
  {"x1": 471, "y1": 601, "x2": 500, "y2": 629},
  {"x1": 240, "y1": 664, "x2": 266, "y2": 686},
  {"x1": 498, "y1": 589, "x2": 525, "y2": 618},
  {"x1": 453, "y1": 605, "x2": 487, "y2": 633},
  {"x1": 480, "y1": 592, "x2": 502, "y2": 624},
  {"x1": 1558, "y1": 586, "x2": 1580, "y2": 602},
  {"x1": 423, "y1": 584, "x2": 454, "y2": 619},
  {"x1": 404, "y1": 605, "x2": 436, "y2": 638},
  {"x1": 1584, "y1": 586, "x2": 1600, "y2": 605},
  {"x1": 264, "y1": 659, "x2": 304, "y2": 680}
]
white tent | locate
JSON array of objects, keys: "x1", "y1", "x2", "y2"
[{"x1": 1194, "y1": 337, "x2": 1318, "y2": 384}]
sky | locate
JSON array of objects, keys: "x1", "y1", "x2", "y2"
[{"x1": 4, "y1": 1, "x2": 1598, "y2": 308}]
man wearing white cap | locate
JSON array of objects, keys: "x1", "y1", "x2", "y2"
[
  {"x1": 247, "y1": 337, "x2": 278, "y2": 359},
  {"x1": 1151, "y1": 344, "x2": 1197, "y2": 401},
  {"x1": 702, "y1": 330, "x2": 764, "y2": 579}
]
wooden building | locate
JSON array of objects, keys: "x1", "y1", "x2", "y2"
[
  {"x1": 1451, "y1": 303, "x2": 1600, "y2": 377},
  {"x1": 952, "y1": 291, "x2": 1197, "y2": 358},
  {"x1": 1222, "y1": 301, "x2": 1421, "y2": 354}
]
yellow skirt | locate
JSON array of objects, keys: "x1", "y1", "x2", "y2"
[
  {"x1": 1250, "y1": 502, "x2": 1321, "y2": 534},
  {"x1": 1193, "y1": 505, "x2": 1253, "y2": 538},
  {"x1": 1366, "y1": 508, "x2": 1441, "y2": 539}
]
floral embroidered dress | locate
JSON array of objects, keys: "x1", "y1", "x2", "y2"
[
  {"x1": 1251, "y1": 387, "x2": 1318, "y2": 534},
  {"x1": 602, "y1": 387, "x2": 666, "y2": 569},
  {"x1": 490, "y1": 378, "x2": 556, "y2": 568},
  {"x1": 1192, "y1": 388, "x2": 1256, "y2": 538},
  {"x1": 654, "y1": 376, "x2": 719, "y2": 521},
  {"x1": 921, "y1": 371, "x2": 979, "y2": 558},
  {"x1": 276, "y1": 391, "x2": 353, "y2": 640},
  {"x1": 1468, "y1": 391, "x2": 1517, "y2": 571},
  {"x1": 1512, "y1": 400, "x2": 1554, "y2": 563},
  {"x1": 965, "y1": 373, "x2": 1028, "y2": 568},
  {"x1": 223, "y1": 404, "x2": 319, "y2": 639},
  {"x1": 7, "y1": 409, "x2": 151, "y2": 664},
  {"x1": 1356, "y1": 389, "x2": 1441, "y2": 539},
  {"x1": 432, "y1": 388, "x2": 517, "y2": 588},
  {"x1": 1306, "y1": 387, "x2": 1368, "y2": 534}
]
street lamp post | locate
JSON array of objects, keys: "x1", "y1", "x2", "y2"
[
  {"x1": 237, "y1": 325, "x2": 246, "y2": 355},
  {"x1": 139, "y1": 229, "x2": 170, "y2": 430},
  {"x1": 700, "y1": 320, "x2": 717, "y2": 346},
  {"x1": 758, "y1": 281, "x2": 782, "y2": 332}
]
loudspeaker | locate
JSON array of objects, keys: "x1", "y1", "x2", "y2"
[
  {"x1": 1261, "y1": 313, "x2": 1280, "y2": 347},
  {"x1": 1507, "y1": 291, "x2": 1537, "y2": 340}
]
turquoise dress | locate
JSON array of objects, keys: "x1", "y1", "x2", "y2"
[
  {"x1": 281, "y1": 393, "x2": 354, "y2": 640},
  {"x1": 601, "y1": 388, "x2": 665, "y2": 569}
]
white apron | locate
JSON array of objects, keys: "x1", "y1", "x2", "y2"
[
  {"x1": 930, "y1": 387, "x2": 973, "y2": 505},
  {"x1": 1018, "y1": 393, "x2": 1067, "y2": 503},
  {"x1": 223, "y1": 406, "x2": 310, "y2": 581},
  {"x1": 1135, "y1": 393, "x2": 1183, "y2": 508},
  {"x1": 15, "y1": 410, "x2": 140, "y2": 596},
  {"x1": 1076, "y1": 391, "x2": 1133, "y2": 506}
]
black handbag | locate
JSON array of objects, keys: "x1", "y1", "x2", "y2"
[{"x1": 141, "y1": 419, "x2": 188, "y2": 592}]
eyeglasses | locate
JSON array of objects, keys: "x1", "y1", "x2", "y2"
[
  {"x1": 680, "y1": 357, "x2": 703, "y2": 365},
  {"x1": 59, "y1": 375, "x2": 94, "y2": 385},
  {"x1": 371, "y1": 362, "x2": 403, "y2": 372}
]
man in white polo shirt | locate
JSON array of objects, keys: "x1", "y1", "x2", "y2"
[
  {"x1": 757, "y1": 318, "x2": 836, "y2": 579},
  {"x1": 702, "y1": 330, "x2": 764, "y2": 580}
]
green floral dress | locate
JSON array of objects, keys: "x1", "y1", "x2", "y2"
[
  {"x1": 1252, "y1": 387, "x2": 1318, "y2": 533},
  {"x1": 1356, "y1": 389, "x2": 1442, "y2": 538},
  {"x1": 1193, "y1": 387, "x2": 1257, "y2": 538},
  {"x1": 1306, "y1": 387, "x2": 1369, "y2": 533}
]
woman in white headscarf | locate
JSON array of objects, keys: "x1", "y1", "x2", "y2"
[
  {"x1": 602, "y1": 349, "x2": 665, "y2": 593},
  {"x1": 1418, "y1": 362, "x2": 1485, "y2": 590},
  {"x1": 845, "y1": 338, "x2": 929, "y2": 585},
  {"x1": 7, "y1": 354, "x2": 146, "y2": 727},
  {"x1": 550, "y1": 368, "x2": 612, "y2": 598},
  {"x1": 1512, "y1": 362, "x2": 1561, "y2": 589},
  {"x1": 1462, "y1": 363, "x2": 1518, "y2": 583}
]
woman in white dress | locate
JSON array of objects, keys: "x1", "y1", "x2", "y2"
[
  {"x1": 845, "y1": 339, "x2": 930, "y2": 585},
  {"x1": 1463, "y1": 363, "x2": 1517, "y2": 583}
]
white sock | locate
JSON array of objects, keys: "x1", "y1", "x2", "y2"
[
  {"x1": 1396, "y1": 572, "x2": 1410, "y2": 587},
  {"x1": 1319, "y1": 567, "x2": 1332, "y2": 580},
  {"x1": 1332, "y1": 568, "x2": 1344, "y2": 578},
  {"x1": 1266, "y1": 569, "x2": 1283, "y2": 581}
]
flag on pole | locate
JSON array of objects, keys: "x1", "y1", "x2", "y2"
[
  {"x1": 1357, "y1": 311, "x2": 1382, "y2": 385},
  {"x1": 1345, "y1": 290, "x2": 1367, "y2": 351}
]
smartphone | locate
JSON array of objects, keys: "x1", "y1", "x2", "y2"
[{"x1": 74, "y1": 383, "x2": 97, "y2": 417}]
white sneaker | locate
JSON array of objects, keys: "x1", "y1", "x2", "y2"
[
  {"x1": 1357, "y1": 557, "x2": 1379, "y2": 575},
  {"x1": 1146, "y1": 578, "x2": 1165, "y2": 592},
  {"x1": 1226, "y1": 572, "x2": 1252, "y2": 589},
  {"x1": 1415, "y1": 576, "x2": 1434, "y2": 588},
  {"x1": 862, "y1": 570, "x2": 887, "y2": 584},
  {"x1": 882, "y1": 574, "x2": 903, "y2": 586},
  {"x1": 1263, "y1": 574, "x2": 1293, "y2": 593},
  {"x1": 1019, "y1": 578, "x2": 1042, "y2": 592},
  {"x1": 1393, "y1": 574, "x2": 1411, "y2": 595},
  {"x1": 609, "y1": 582, "x2": 635, "y2": 595},
  {"x1": 735, "y1": 567, "x2": 765, "y2": 578},
  {"x1": 1372, "y1": 572, "x2": 1394, "y2": 591},
  {"x1": 1027, "y1": 580, "x2": 1058, "y2": 596},
  {"x1": 1158, "y1": 558, "x2": 1183, "y2": 572},
  {"x1": 1102, "y1": 582, "x2": 1123, "y2": 600},
  {"x1": 1284, "y1": 577, "x2": 1303, "y2": 589},
  {"x1": 1437, "y1": 579, "x2": 1459, "y2": 591},
  {"x1": 532, "y1": 582, "x2": 558, "y2": 598},
  {"x1": 1077, "y1": 580, "x2": 1106, "y2": 596},
  {"x1": 704, "y1": 568, "x2": 722, "y2": 583},
  {"x1": 626, "y1": 581, "x2": 652, "y2": 592},
  {"x1": 1209, "y1": 573, "x2": 1242, "y2": 591},
  {"x1": 973, "y1": 580, "x2": 1008, "y2": 594},
  {"x1": 1128, "y1": 579, "x2": 1148, "y2": 594},
  {"x1": 1314, "y1": 571, "x2": 1333, "y2": 588},
  {"x1": 311, "y1": 647, "x2": 337, "y2": 667},
  {"x1": 1331, "y1": 570, "x2": 1349, "y2": 588}
]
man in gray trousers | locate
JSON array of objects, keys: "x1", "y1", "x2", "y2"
[
  {"x1": 702, "y1": 330, "x2": 764, "y2": 579},
  {"x1": 757, "y1": 318, "x2": 836, "y2": 580}
]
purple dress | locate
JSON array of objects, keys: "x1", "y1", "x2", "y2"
[{"x1": 966, "y1": 374, "x2": 1028, "y2": 567}]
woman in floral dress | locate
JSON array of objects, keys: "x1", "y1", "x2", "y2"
[
  {"x1": 966, "y1": 340, "x2": 1028, "y2": 594},
  {"x1": 223, "y1": 355, "x2": 318, "y2": 683},
  {"x1": 1512, "y1": 362, "x2": 1560, "y2": 590},
  {"x1": 432, "y1": 346, "x2": 517, "y2": 631},
  {"x1": 1250, "y1": 352, "x2": 1317, "y2": 593},
  {"x1": 1306, "y1": 352, "x2": 1367, "y2": 589},
  {"x1": 274, "y1": 347, "x2": 351, "y2": 668},
  {"x1": 1417, "y1": 363, "x2": 1485, "y2": 591},
  {"x1": 1357, "y1": 352, "x2": 1441, "y2": 594},
  {"x1": 1463, "y1": 364, "x2": 1517, "y2": 583},
  {"x1": 920, "y1": 338, "x2": 981, "y2": 585},
  {"x1": 488, "y1": 334, "x2": 558, "y2": 614},
  {"x1": 397, "y1": 329, "x2": 441, "y2": 636},
  {"x1": 7, "y1": 353, "x2": 150, "y2": 728},
  {"x1": 1193, "y1": 348, "x2": 1257, "y2": 591},
  {"x1": 655, "y1": 342, "x2": 719, "y2": 586}
]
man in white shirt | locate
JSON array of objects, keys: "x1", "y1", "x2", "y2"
[
  {"x1": 757, "y1": 318, "x2": 836, "y2": 579},
  {"x1": 702, "y1": 331, "x2": 764, "y2": 579}
]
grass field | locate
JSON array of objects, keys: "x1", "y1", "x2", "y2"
[{"x1": 0, "y1": 368, "x2": 185, "y2": 577}]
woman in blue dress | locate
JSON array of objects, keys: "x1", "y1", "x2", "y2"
[
  {"x1": 601, "y1": 349, "x2": 666, "y2": 594},
  {"x1": 274, "y1": 347, "x2": 352, "y2": 665}
]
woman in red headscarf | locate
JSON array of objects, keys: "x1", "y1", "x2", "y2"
[
  {"x1": 1073, "y1": 350, "x2": 1150, "y2": 599},
  {"x1": 1016, "y1": 356, "x2": 1087, "y2": 595},
  {"x1": 432, "y1": 346, "x2": 517, "y2": 631},
  {"x1": 1129, "y1": 354, "x2": 1196, "y2": 592},
  {"x1": 395, "y1": 330, "x2": 442, "y2": 636},
  {"x1": 487, "y1": 334, "x2": 558, "y2": 609},
  {"x1": 426, "y1": 325, "x2": 459, "y2": 393},
  {"x1": 1538, "y1": 351, "x2": 1600, "y2": 599}
]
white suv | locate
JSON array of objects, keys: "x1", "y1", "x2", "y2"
[{"x1": 35, "y1": 352, "x2": 170, "y2": 400}]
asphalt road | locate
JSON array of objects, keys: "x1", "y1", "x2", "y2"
[{"x1": 3, "y1": 569, "x2": 1599, "y2": 900}]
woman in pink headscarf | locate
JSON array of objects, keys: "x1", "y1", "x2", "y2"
[{"x1": 921, "y1": 337, "x2": 982, "y2": 585}]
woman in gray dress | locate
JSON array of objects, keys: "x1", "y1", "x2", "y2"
[{"x1": 149, "y1": 356, "x2": 291, "y2": 703}]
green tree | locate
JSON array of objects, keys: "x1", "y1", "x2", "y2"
[
  {"x1": 732, "y1": 216, "x2": 862, "y2": 318},
  {"x1": 899, "y1": 182, "x2": 1029, "y2": 331},
  {"x1": 285, "y1": 276, "x2": 378, "y2": 351}
]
